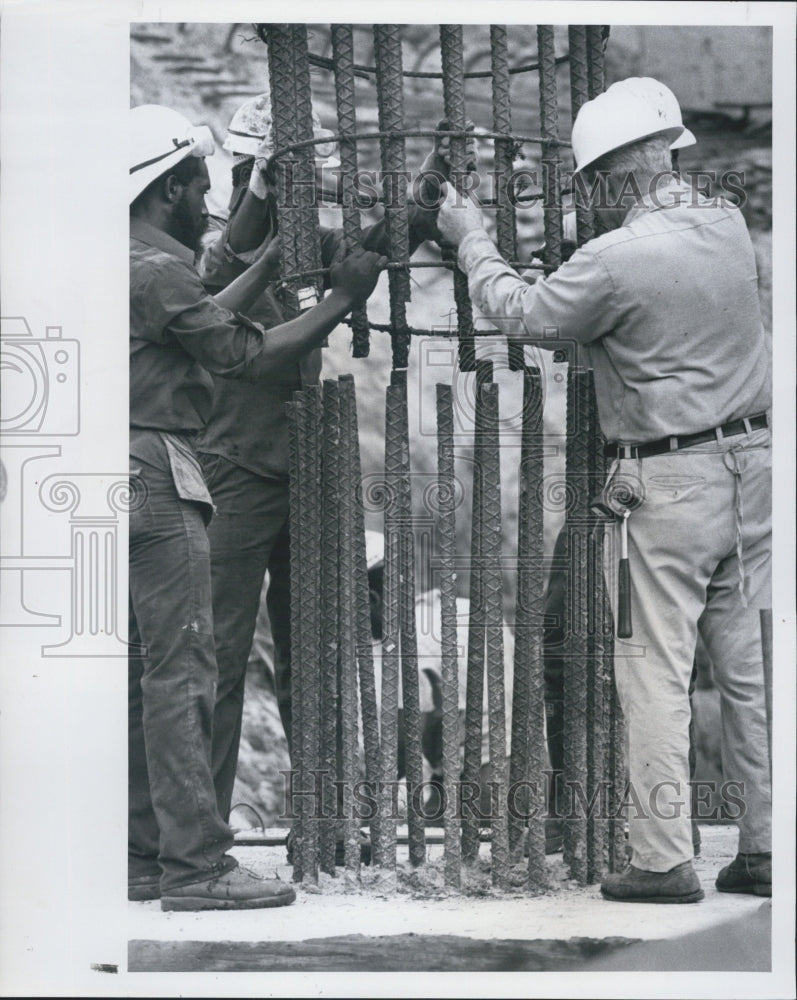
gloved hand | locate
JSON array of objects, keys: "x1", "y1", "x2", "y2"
[
  {"x1": 417, "y1": 118, "x2": 478, "y2": 210},
  {"x1": 248, "y1": 134, "x2": 277, "y2": 202},
  {"x1": 436, "y1": 181, "x2": 485, "y2": 247},
  {"x1": 330, "y1": 246, "x2": 388, "y2": 303}
]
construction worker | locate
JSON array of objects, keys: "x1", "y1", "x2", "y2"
[
  {"x1": 128, "y1": 103, "x2": 386, "y2": 909},
  {"x1": 438, "y1": 77, "x2": 771, "y2": 903},
  {"x1": 196, "y1": 94, "x2": 475, "y2": 849},
  {"x1": 543, "y1": 80, "x2": 702, "y2": 858}
]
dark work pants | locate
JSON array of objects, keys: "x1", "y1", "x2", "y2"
[
  {"x1": 128, "y1": 458, "x2": 235, "y2": 890},
  {"x1": 198, "y1": 454, "x2": 292, "y2": 823}
]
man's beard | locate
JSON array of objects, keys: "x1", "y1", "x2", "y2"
[{"x1": 172, "y1": 196, "x2": 208, "y2": 255}]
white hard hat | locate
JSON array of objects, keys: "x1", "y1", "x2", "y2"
[
  {"x1": 130, "y1": 105, "x2": 215, "y2": 204},
  {"x1": 224, "y1": 93, "x2": 340, "y2": 167},
  {"x1": 617, "y1": 77, "x2": 696, "y2": 150},
  {"x1": 365, "y1": 530, "x2": 384, "y2": 572},
  {"x1": 571, "y1": 81, "x2": 685, "y2": 174}
]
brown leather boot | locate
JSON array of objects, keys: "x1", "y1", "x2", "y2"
[{"x1": 601, "y1": 860, "x2": 704, "y2": 903}]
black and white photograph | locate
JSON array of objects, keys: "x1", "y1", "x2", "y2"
[{"x1": 1, "y1": 2, "x2": 795, "y2": 996}]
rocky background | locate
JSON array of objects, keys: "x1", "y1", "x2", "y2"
[{"x1": 131, "y1": 23, "x2": 773, "y2": 829}]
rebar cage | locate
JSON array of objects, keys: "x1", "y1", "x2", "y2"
[{"x1": 267, "y1": 23, "x2": 624, "y2": 894}]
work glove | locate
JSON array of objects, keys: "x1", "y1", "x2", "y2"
[{"x1": 330, "y1": 246, "x2": 388, "y2": 303}]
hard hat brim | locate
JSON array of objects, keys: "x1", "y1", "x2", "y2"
[
  {"x1": 670, "y1": 125, "x2": 697, "y2": 150},
  {"x1": 130, "y1": 145, "x2": 194, "y2": 204},
  {"x1": 574, "y1": 124, "x2": 685, "y2": 174}
]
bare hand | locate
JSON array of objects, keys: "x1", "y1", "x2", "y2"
[
  {"x1": 436, "y1": 183, "x2": 485, "y2": 246},
  {"x1": 330, "y1": 247, "x2": 388, "y2": 302}
]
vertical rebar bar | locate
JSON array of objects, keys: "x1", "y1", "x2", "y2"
[
  {"x1": 286, "y1": 398, "x2": 304, "y2": 882},
  {"x1": 378, "y1": 381, "x2": 403, "y2": 880},
  {"x1": 490, "y1": 25, "x2": 517, "y2": 266},
  {"x1": 567, "y1": 26, "x2": 595, "y2": 245},
  {"x1": 537, "y1": 25, "x2": 563, "y2": 270},
  {"x1": 301, "y1": 386, "x2": 323, "y2": 885},
  {"x1": 480, "y1": 380, "x2": 509, "y2": 889},
  {"x1": 373, "y1": 25, "x2": 412, "y2": 370},
  {"x1": 319, "y1": 380, "x2": 341, "y2": 875},
  {"x1": 440, "y1": 25, "x2": 476, "y2": 374},
  {"x1": 340, "y1": 374, "x2": 383, "y2": 861},
  {"x1": 509, "y1": 367, "x2": 548, "y2": 889},
  {"x1": 563, "y1": 365, "x2": 591, "y2": 885},
  {"x1": 436, "y1": 383, "x2": 461, "y2": 888},
  {"x1": 391, "y1": 369, "x2": 426, "y2": 866},
  {"x1": 586, "y1": 25, "x2": 607, "y2": 99},
  {"x1": 266, "y1": 25, "x2": 323, "y2": 316},
  {"x1": 461, "y1": 363, "x2": 490, "y2": 863},
  {"x1": 331, "y1": 25, "x2": 370, "y2": 357}
]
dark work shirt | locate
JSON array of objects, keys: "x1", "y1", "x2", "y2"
[{"x1": 129, "y1": 218, "x2": 270, "y2": 435}]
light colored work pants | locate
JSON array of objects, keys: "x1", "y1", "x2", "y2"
[{"x1": 610, "y1": 426, "x2": 771, "y2": 872}]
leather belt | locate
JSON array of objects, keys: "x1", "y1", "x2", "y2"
[{"x1": 605, "y1": 412, "x2": 769, "y2": 460}]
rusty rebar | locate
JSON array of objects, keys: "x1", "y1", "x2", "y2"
[
  {"x1": 490, "y1": 25, "x2": 518, "y2": 265},
  {"x1": 340, "y1": 374, "x2": 383, "y2": 861},
  {"x1": 331, "y1": 26, "x2": 370, "y2": 357},
  {"x1": 373, "y1": 25, "x2": 412, "y2": 369},
  {"x1": 586, "y1": 25, "x2": 607, "y2": 100},
  {"x1": 436, "y1": 383, "x2": 461, "y2": 888},
  {"x1": 319, "y1": 380, "x2": 341, "y2": 875}
]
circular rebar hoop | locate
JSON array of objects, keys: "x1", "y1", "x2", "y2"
[{"x1": 436, "y1": 383, "x2": 462, "y2": 888}]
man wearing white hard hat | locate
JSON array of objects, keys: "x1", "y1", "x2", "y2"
[
  {"x1": 195, "y1": 93, "x2": 475, "y2": 848},
  {"x1": 128, "y1": 103, "x2": 387, "y2": 909},
  {"x1": 438, "y1": 77, "x2": 771, "y2": 903}
]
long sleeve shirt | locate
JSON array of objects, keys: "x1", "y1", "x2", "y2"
[{"x1": 457, "y1": 180, "x2": 771, "y2": 444}]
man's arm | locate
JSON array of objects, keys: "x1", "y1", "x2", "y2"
[
  {"x1": 141, "y1": 247, "x2": 386, "y2": 382},
  {"x1": 437, "y1": 186, "x2": 616, "y2": 343}
]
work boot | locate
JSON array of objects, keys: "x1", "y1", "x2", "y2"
[
  {"x1": 160, "y1": 861, "x2": 296, "y2": 911},
  {"x1": 600, "y1": 860, "x2": 704, "y2": 904},
  {"x1": 128, "y1": 872, "x2": 161, "y2": 902},
  {"x1": 716, "y1": 852, "x2": 771, "y2": 897}
]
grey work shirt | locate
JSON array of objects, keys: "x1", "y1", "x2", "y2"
[{"x1": 457, "y1": 180, "x2": 771, "y2": 444}]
